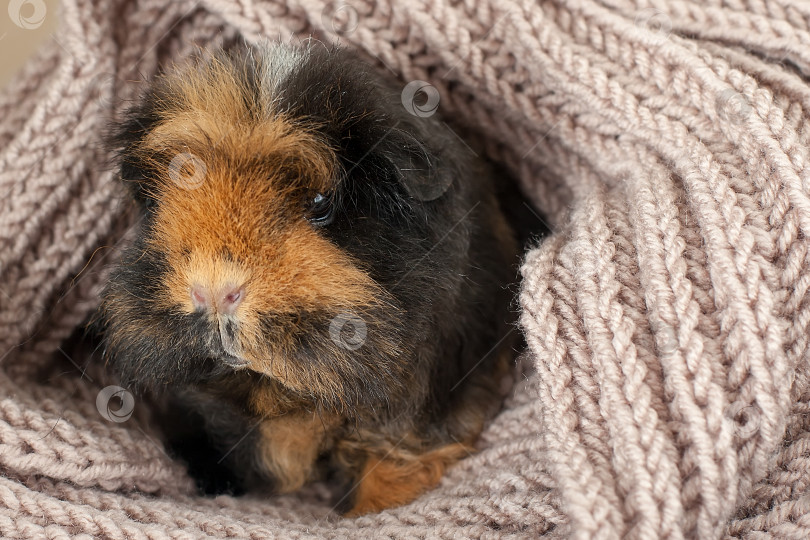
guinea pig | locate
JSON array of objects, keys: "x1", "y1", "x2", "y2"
[{"x1": 96, "y1": 41, "x2": 518, "y2": 515}]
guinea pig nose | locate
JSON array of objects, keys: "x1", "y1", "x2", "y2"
[{"x1": 190, "y1": 283, "x2": 245, "y2": 315}]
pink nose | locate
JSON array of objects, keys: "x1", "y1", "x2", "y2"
[{"x1": 190, "y1": 283, "x2": 245, "y2": 315}]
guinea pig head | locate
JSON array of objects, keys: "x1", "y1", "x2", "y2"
[{"x1": 98, "y1": 45, "x2": 429, "y2": 413}]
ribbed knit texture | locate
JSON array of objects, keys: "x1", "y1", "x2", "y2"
[{"x1": 2, "y1": 0, "x2": 810, "y2": 537}]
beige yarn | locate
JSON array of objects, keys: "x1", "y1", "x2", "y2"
[{"x1": 2, "y1": 0, "x2": 810, "y2": 537}]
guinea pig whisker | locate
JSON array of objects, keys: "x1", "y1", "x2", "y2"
[{"x1": 217, "y1": 317, "x2": 247, "y2": 368}]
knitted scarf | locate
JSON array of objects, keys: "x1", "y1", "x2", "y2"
[{"x1": 2, "y1": 0, "x2": 810, "y2": 537}]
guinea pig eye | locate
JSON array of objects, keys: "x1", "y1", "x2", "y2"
[
  {"x1": 144, "y1": 197, "x2": 158, "y2": 210},
  {"x1": 305, "y1": 192, "x2": 334, "y2": 226}
]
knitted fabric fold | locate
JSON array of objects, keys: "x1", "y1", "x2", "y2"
[{"x1": 2, "y1": 0, "x2": 810, "y2": 537}]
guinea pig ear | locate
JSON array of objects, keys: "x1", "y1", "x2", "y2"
[
  {"x1": 109, "y1": 97, "x2": 163, "y2": 209},
  {"x1": 383, "y1": 130, "x2": 456, "y2": 202},
  {"x1": 119, "y1": 146, "x2": 153, "y2": 195}
]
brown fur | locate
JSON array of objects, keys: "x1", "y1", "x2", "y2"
[
  {"x1": 256, "y1": 412, "x2": 336, "y2": 492},
  {"x1": 346, "y1": 442, "x2": 473, "y2": 516},
  {"x1": 151, "y1": 161, "x2": 384, "y2": 362}
]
